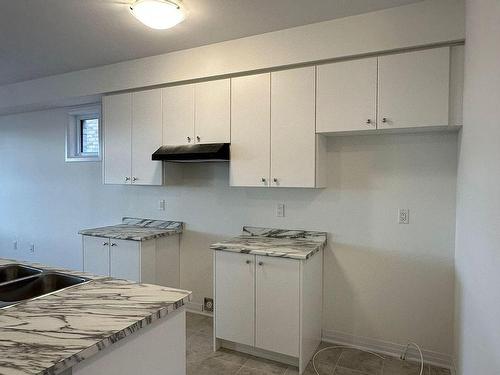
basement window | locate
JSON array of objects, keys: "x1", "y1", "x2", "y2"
[{"x1": 66, "y1": 105, "x2": 101, "y2": 162}]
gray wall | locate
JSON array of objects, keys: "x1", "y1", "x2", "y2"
[
  {"x1": 454, "y1": 0, "x2": 500, "y2": 373},
  {"x1": 0, "y1": 108, "x2": 458, "y2": 356}
]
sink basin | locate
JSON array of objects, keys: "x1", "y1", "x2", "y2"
[
  {"x1": 0, "y1": 264, "x2": 42, "y2": 283},
  {"x1": 0, "y1": 272, "x2": 89, "y2": 308}
]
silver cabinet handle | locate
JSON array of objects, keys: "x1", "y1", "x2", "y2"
[
  {"x1": 103, "y1": 242, "x2": 109, "y2": 246},
  {"x1": 187, "y1": 136, "x2": 191, "y2": 143},
  {"x1": 196, "y1": 136, "x2": 201, "y2": 142},
  {"x1": 111, "y1": 243, "x2": 117, "y2": 247},
  {"x1": 382, "y1": 117, "x2": 388, "y2": 123},
  {"x1": 125, "y1": 177, "x2": 131, "y2": 182},
  {"x1": 258, "y1": 261, "x2": 264, "y2": 266},
  {"x1": 245, "y1": 260, "x2": 251, "y2": 264}
]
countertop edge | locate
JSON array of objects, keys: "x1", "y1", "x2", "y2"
[{"x1": 78, "y1": 229, "x2": 183, "y2": 242}]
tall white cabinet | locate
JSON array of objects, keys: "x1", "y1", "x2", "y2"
[
  {"x1": 230, "y1": 68, "x2": 326, "y2": 188},
  {"x1": 214, "y1": 251, "x2": 323, "y2": 373},
  {"x1": 103, "y1": 89, "x2": 163, "y2": 185}
]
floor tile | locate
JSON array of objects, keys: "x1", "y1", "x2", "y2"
[
  {"x1": 383, "y1": 356, "x2": 422, "y2": 375},
  {"x1": 188, "y1": 357, "x2": 242, "y2": 375},
  {"x1": 237, "y1": 365, "x2": 280, "y2": 375},
  {"x1": 243, "y1": 357, "x2": 288, "y2": 375},
  {"x1": 303, "y1": 361, "x2": 334, "y2": 375},
  {"x1": 187, "y1": 332, "x2": 214, "y2": 363},
  {"x1": 429, "y1": 365, "x2": 451, "y2": 375},
  {"x1": 212, "y1": 347, "x2": 250, "y2": 365},
  {"x1": 337, "y1": 349, "x2": 383, "y2": 375},
  {"x1": 333, "y1": 366, "x2": 369, "y2": 375},
  {"x1": 314, "y1": 346, "x2": 343, "y2": 365}
]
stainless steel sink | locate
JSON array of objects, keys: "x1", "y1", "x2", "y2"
[
  {"x1": 0, "y1": 265, "x2": 90, "y2": 309},
  {"x1": 0, "y1": 264, "x2": 42, "y2": 283}
]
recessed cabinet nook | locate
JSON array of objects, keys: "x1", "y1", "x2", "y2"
[{"x1": 102, "y1": 46, "x2": 460, "y2": 188}]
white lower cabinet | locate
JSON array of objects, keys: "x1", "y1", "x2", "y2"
[
  {"x1": 82, "y1": 235, "x2": 180, "y2": 286},
  {"x1": 214, "y1": 251, "x2": 323, "y2": 374}
]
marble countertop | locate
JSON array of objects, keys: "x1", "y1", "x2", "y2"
[
  {"x1": 210, "y1": 226, "x2": 327, "y2": 260},
  {"x1": 0, "y1": 258, "x2": 191, "y2": 375},
  {"x1": 78, "y1": 217, "x2": 183, "y2": 241}
]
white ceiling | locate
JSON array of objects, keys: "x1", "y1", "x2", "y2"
[{"x1": 0, "y1": 0, "x2": 422, "y2": 86}]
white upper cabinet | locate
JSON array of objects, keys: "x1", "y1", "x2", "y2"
[
  {"x1": 271, "y1": 67, "x2": 319, "y2": 188},
  {"x1": 103, "y1": 89, "x2": 163, "y2": 185},
  {"x1": 378, "y1": 47, "x2": 450, "y2": 129},
  {"x1": 317, "y1": 57, "x2": 378, "y2": 132},
  {"x1": 162, "y1": 84, "x2": 195, "y2": 145},
  {"x1": 195, "y1": 79, "x2": 231, "y2": 144},
  {"x1": 230, "y1": 73, "x2": 271, "y2": 187},
  {"x1": 103, "y1": 93, "x2": 132, "y2": 185},
  {"x1": 132, "y1": 89, "x2": 163, "y2": 185},
  {"x1": 162, "y1": 79, "x2": 230, "y2": 146}
]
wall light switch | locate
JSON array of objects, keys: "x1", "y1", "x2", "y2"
[
  {"x1": 398, "y1": 208, "x2": 410, "y2": 224},
  {"x1": 276, "y1": 203, "x2": 285, "y2": 218},
  {"x1": 158, "y1": 200, "x2": 166, "y2": 211}
]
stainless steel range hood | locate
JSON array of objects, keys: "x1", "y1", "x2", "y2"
[{"x1": 152, "y1": 143, "x2": 230, "y2": 163}]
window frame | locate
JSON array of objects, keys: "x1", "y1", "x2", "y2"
[{"x1": 66, "y1": 105, "x2": 102, "y2": 162}]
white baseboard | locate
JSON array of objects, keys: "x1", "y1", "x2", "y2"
[
  {"x1": 322, "y1": 329, "x2": 453, "y2": 370},
  {"x1": 185, "y1": 301, "x2": 213, "y2": 317}
]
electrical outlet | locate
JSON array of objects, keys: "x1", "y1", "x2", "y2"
[
  {"x1": 158, "y1": 199, "x2": 166, "y2": 211},
  {"x1": 203, "y1": 297, "x2": 214, "y2": 313},
  {"x1": 276, "y1": 203, "x2": 285, "y2": 217},
  {"x1": 398, "y1": 208, "x2": 410, "y2": 224},
  {"x1": 29, "y1": 243, "x2": 35, "y2": 253},
  {"x1": 13, "y1": 240, "x2": 18, "y2": 250}
]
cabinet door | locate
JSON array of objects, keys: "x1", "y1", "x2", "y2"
[
  {"x1": 110, "y1": 239, "x2": 141, "y2": 282},
  {"x1": 195, "y1": 79, "x2": 231, "y2": 144},
  {"x1": 131, "y1": 89, "x2": 163, "y2": 185},
  {"x1": 255, "y1": 256, "x2": 300, "y2": 357},
  {"x1": 271, "y1": 67, "x2": 316, "y2": 188},
  {"x1": 83, "y1": 236, "x2": 110, "y2": 277},
  {"x1": 378, "y1": 47, "x2": 450, "y2": 129},
  {"x1": 162, "y1": 84, "x2": 195, "y2": 145},
  {"x1": 230, "y1": 74, "x2": 271, "y2": 187},
  {"x1": 215, "y1": 251, "x2": 255, "y2": 347},
  {"x1": 317, "y1": 58, "x2": 377, "y2": 132},
  {"x1": 103, "y1": 93, "x2": 132, "y2": 184}
]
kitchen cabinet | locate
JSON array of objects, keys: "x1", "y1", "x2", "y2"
[
  {"x1": 214, "y1": 251, "x2": 255, "y2": 346},
  {"x1": 162, "y1": 79, "x2": 230, "y2": 145},
  {"x1": 378, "y1": 47, "x2": 450, "y2": 129},
  {"x1": 316, "y1": 47, "x2": 451, "y2": 133},
  {"x1": 103, "y1": 89, "x2": 163, "y2": 185},
  {"x1": 230, "y1": 69, "x2": 326, "y2": 188},
  {"x1": 214, "y1": 250, "x2": 323, "y2": 373},
  {"x1": 82, "y1": 235, "x2": 180, "y2": 286},
  {"x1": 317, "y1": 57, "x2": 378, "y2": 132}
]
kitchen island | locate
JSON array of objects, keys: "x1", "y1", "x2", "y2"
[{"x1": 0, "y1": 258, "x2": 191, "y2": 375}]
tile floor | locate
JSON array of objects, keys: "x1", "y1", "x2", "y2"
[{"x1": 186, "y1": 312, "x2": 451, "y2": 375}]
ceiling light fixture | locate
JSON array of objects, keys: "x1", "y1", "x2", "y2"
[{"x1": 130, "y1": 0, "x2": 185, "y2": 30}]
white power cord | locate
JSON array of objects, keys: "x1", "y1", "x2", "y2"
[{"x1": 312, "y1": 342, "x2": 424, "y2": 375}]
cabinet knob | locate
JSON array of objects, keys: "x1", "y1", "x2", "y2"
[
  {"x1": 111, "y1": 243, "x2": 117, "y2": 247},
  {"x1": 382, "y1": 117, "x2": 388, "y2": 123},
  {"x1": 187, "y1": 136, "x2": 191, "y2": 143},
  {"x1": 366, "y1": 119, "x2": 372, "y2": 125},
  {"x1": 273, "y1": 178, "x2": 278, "y2": 184},
  {"x1": 125, "y1": 177, "x2": 131, "y2": 182},
  {"x1": 196, "y1": 136, "x2": 201, "y2": 142},
  {"x1": 103, "y1": 242, "x2": 109, "y2": 246},
  {"x1": 132, "y1": 177, "x2": 138, "y2": 182},
  {"x1": 261, "y1": 177, "x2": 266, "y2": 183},
  {"x1": 258, "y1": 261, "x2": 264, "y2": 266},
  {"x1": 245, "y1": 260, "x2": 251, "y2": 264}
]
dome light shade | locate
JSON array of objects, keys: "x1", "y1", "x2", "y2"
[{"x1": 130, "y1": 0, "x2": 185, "y2": 30}]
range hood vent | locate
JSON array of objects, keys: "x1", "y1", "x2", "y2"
[{"x1": 152, "y1": 143, "x2": 230, "y2": 163}]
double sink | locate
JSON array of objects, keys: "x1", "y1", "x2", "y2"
[{"x1": 0, "y1": 264, "x2": 89, "y2": 309}]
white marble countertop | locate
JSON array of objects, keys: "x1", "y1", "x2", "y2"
[
  {"x1": 210, "y1": 226, "x2": 327, "y2": 260},
  {"x1": 78, "y1": 217, "x2": 183, "y2": 241},
  {"x1": 0, "y1": 258, "x2": 191, "y2": 375}
]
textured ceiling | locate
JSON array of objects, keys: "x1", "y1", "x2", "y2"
[{"x1": 0, "y1": 0, "x2": 422, "y2": 86}]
